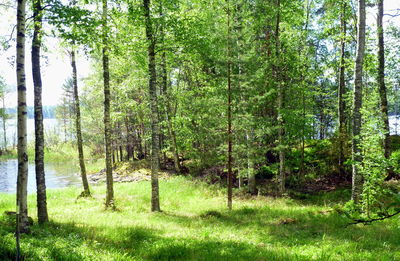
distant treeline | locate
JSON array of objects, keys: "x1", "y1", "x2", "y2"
[{"x1": 6, "y1": 106, "x2": 56, "y2": 119}]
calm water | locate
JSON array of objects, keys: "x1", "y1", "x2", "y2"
[
  {"x1": 0, "y1": 160, "x2": 82, "y2": 193},
  {"x1": 390, "y1": 115, "x2": 400, "y2": 135},
  {"x1": 3, "y1": 118, "x2": 63, "y2": 146}
]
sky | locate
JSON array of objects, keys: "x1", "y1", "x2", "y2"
[
  {"x1": 0, "y1": 1, "x2": 399, "y2": 107},
  {"x1": 0, "y1": 3, "x2": 90, "y2": 107}
]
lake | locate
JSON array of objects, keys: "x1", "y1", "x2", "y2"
[
  {"x1": 390, "y1": 115, "x2": 400, "y2": 135},
  {"x1": 2, "y1": 118, "x2": 64, "y2": 147},
  {"x1": 0, "y1": 159, "x2": 82, "y2": 193}
]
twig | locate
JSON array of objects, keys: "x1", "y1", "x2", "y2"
[{"x1": 0, "y1": 3, "x2": 14, "y2": 9}]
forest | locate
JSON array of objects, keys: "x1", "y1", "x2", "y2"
[{"x1": 1, "y1": 0, "x2": 400, "y2": 260}]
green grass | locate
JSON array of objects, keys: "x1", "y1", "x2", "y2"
[{"x1": 0, "y1": 177, "x2": 399, "y2": 261}]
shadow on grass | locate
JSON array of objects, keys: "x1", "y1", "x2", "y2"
[
  {"x1": 289, "y1": 188, "x2": 352, "y2": 207},
  {"x1": 1, "y1": 191, "x2": 399, "y2": 261},
  {"x1": 156, "y1": 205, "x2": 400, "y2": 258},
  {"x1": 0, "y1": 215, "x2": 303, "y2": 261}
]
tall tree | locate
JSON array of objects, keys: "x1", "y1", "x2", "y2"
[
  {"x1": 377, "y1": 0, "x2": 390, "y2": 160},
  {"x1": 275, "y1": 0, "x2": 285, "y2": 195},
  {"x1": 352, "y1": 0, "x2": 366, "y2": 203},
  {"x1": 32, "y1": 0, "x2": 49, "y2": 224},
  {"x1": 102, "y1": 0, "x2": 114, "y2": 208},
  {"x1": 338, "y1": 0, "x2": 347, "y2": 176},
  {"x1": 16, "y1": 0, "x2": 30, "y2": 233},
  {"x1": 0, "y1": 77, "x2": 8, "y2": 149},
  {"x1": 144, "y1": 0, "x2": 161, "y2": 212},
  {"x1": 226, "y1": 0, "x2": 233, "y2": 210},
  {"x1": 71, "y1": 48, "x2": 91, "y2": 196},
  {"x1": 1, "y1": 94, "x2": 6, "y2": 149},
  {"x1": 158, "y1": 4, "x2": 181, "y2": 174}
]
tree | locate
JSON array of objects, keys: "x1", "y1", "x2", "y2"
[
  {"x1": 16, "y1": 0, "x2": 29, "y2": 233},
  {"x1": 0, "y1": 77, "x2": 8, "y2": 149},
  {"x1": 71, "y1": 48, "x2": 91, "y2": 197},
  {"x1": 377, "y1": 0, "x2": 390, "y2": 160},
  {"x1": 275, "y1": 0, "x2": 285, "y2": 195},
  {"x1": 144, "y1": 0, "x2": 160, "y2": 212},
  {"x1": 32, "y1": 0, "x2": 49, "y2": 224},
  {"x1": 102, "y1": 0, "x2": 114, "y2": 209},
  {"x1": 226, "y1": 0, "x2": 233, "y2": 210},
  {"x1": 158, "y1": 3, "x2": 181, "y2": 174},
  {"x1": 338, "y1": 0, "x2": 348, "y2": 176},
  {"x1": 352, "y1": 0, "x2": 366, "y2": 204}
]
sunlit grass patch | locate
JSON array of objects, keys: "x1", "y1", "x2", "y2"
[{"x1": 0, "y1": 176, "x2": 399, "y2": 260}]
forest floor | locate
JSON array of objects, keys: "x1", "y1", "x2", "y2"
[{"x1": 1, "y1": 176, "x2": 400, "y2": 260}]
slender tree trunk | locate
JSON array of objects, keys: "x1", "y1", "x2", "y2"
[
  {"x1": 352, "y1": 0, "x2": 366, "y2": 204},
  {"x1": 161, "y1": 50, "x2": 181, "y2": 173},
  {"x1": 115, "y1": 143, "x2": 119, "y2": 162},
  {"x1": 300, "y1": 0, "x2": 311, "y2": 176},
  {"x1": 275, "y1": 0, "x2": 285, "y2": 195},
  {"x1": 226, "y1": 0, "x2": 233, "y2": 210},
  {"x1": 144, "y1": 0, "x2": 161, "y2": 212},
  {"x1": 102, "y1": 0, "x2": 114, "y2": 208},
  {"x1": 338, "y1": 0, "x2": 347, "y2": 176},
  {"x1": 377, "y1": 0, "x2": 390, "y2": 159},
  {"x1": 247, "y1": 132, "x2": 256, "y2": 194},
  {"x1": 2, "y1": 96, "x2": 7, "y2": 149},
  {"x1": 112, "y1": 147, "x2": 116, "y2": 164},
  {"x1": 16, "y1": 0, "x2": 29, "y2": 233},
  {"x1": 63, "y1": 113, "x2": 67, "y2": 143},
  {"x1": 137, "y1": 128, "x2": 144, "y2": 158},
  {"x1": 165, "y1": 105, "x2": 181, "y2": 173},
  {"x1": 300, "y1": 90, "x2": 305, "y2": 175},
  {"x1": 158, "y1": 8, "x2": 168, "y2": 170},
  {"x1": 71, "y1": 49, "x2": 90, "y2": 196},
  {"x1": 119, "y1": 144, "x2": 123, "y2": 162},
  {"x1": 32, "y1": 0, "x2": 48, "y2": 224},
  {"x1": 124, "y1": 117, "x2": 133, "y2": 160}
]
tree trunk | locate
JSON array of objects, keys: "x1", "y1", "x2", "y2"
[
  {"x1": 377, "y1": 0, "x2": 390, "y2": 159},
  {"x1": 32, "y1": 0, "x2": 48, "y2": 224},
  {"x1": 275, "y1": 0, "x2": 285, "y2": 195},
  {"x1": 161, "y1": 49, "x2": 181, "y2": 173},
  {"x1": 124, "y1": 117, "x2": 133, "y2": 160},
  {"x1": 144, "y1": 0, "x2": 161, "y2": 212},
  {"x1": 112, "y1": 148, "x2": 115, "y2": 164},
  {"x1": 247, "y1": 132, "x2": 256, "y2": 194},
  {"x1": 71, "y1": 49, "x2": 91, "y2": 197},
  {"x1": 227, "y1": 0, "x2": 233, "y2": 210},
  {"x1": 338, "y1": 0, "x2": 347, "y2": 176},
  {"x1": 16, "y1": 0, "x2": 29, "y2": 233},
  {"x1": 137, "y1": 128, "x2": 144, "y2": 159},
  {"x1": 119, "y1": 145, "x2": 123, "y2": 162},
  {"x1": 300, "y1": 0, "x2": 311, "y2": 176},
  {"x1": 352, "y1": 0, "x2": 366, "y2": 204},
  {"x1": 165, "y1": 109, "x2": 181, "y2": 173},
  {"x1": 2, "y1": 96, "x2": 7, "y2": 149},
  {"x1": 102, "y1": 0, "x2": 114, "y2": 209}
]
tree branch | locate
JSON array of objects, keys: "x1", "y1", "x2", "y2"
[{"x1": 347, "y1": 210, "x2": 400, "y2": 226}]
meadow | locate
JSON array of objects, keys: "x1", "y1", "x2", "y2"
[{"x1": 0, "y1": 176, "x2": 399, "y2": 261}]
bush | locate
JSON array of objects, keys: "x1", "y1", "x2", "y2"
[
  {"x1": 256, "y1": 165, "x2": 276, "y2": 180},
  {"x1": 390, "y1": 150, "x2": 400, "y2": 174}
]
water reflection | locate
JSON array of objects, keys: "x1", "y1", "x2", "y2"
[{"x1": 0, "y1": 160, "x2": 82, "y2": 193}]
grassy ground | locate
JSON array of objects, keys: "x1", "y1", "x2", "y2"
[{"x1": 0, "y1": 177, "x2": 399, "y2": 261}]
